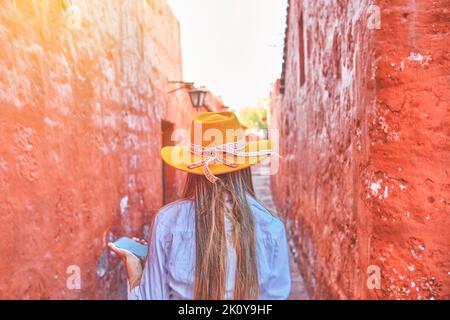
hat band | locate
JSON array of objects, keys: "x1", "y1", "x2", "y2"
[{"x1": 187, "y1": 139, "x2": 272, "y2": 183}]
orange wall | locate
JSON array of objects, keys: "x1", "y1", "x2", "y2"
[
  {"x1": 0, "y1": 0, "x2": 207, "y2": 299},
  {"x1": 271, "y1": 0, "x2": 449, "y2": 299}
]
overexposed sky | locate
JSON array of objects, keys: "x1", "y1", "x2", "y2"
[{"x1": 167, "y1": 0, "x2": 287, "y2": 109}]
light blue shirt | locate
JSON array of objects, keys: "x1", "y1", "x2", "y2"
[{"x1": 128, "y1": 195, "x2": 291, "y2": 300}]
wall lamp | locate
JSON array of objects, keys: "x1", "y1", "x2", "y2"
[{"x1": 168, "y1": 81, "x2": 209, "y2": 108}]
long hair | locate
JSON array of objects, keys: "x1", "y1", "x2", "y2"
[{"x1": 181, "y1": 167, "x2": 260, "y2": 300}]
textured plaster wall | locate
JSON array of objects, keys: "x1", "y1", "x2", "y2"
[
  {"x1": 366, "y1": 0, "x2": 450, "y2": 300},
  {"x1": 270, "y1": 0, "x2": 449, "y2": 299},
  {"x1": 0, "y1": 0, "x2": 199, "y2": 299}
]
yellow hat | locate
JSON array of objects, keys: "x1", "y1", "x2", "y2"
[{"x1": 161, "y1": 112, "x2": 272, "y2": 183}]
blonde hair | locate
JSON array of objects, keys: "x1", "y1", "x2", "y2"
[{"x1": 182, "y1": 167, "x2": 260, "y2": 300}]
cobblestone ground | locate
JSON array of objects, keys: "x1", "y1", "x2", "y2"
[{"x1": 252, "y1": 161, "x2": 310, "y2": 300}]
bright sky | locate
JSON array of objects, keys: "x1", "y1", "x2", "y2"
[{"x1": 167, "y1": 0, "x2": 287, "y2": 109}]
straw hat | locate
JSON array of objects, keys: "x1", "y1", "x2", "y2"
[{"x1": 161, "y1": 112, "x2": 273, "y2": 183}]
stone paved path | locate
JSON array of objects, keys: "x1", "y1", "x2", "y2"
[{"x1": 252, "y1": 161, "x2": 309, "y2": 300}]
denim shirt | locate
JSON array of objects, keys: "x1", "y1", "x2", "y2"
[{"x1": 128, "y1": 195, "x2": 291, "y2": 300}]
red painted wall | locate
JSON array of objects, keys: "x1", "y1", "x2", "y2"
[
  {"x1": 0, "y1": 0, "x2": 219, "y2": 299},
  {"x1": 270, "y1": 0, "x2": 449, "y2": 299},
  {"x1": 366, "y1": 0, "x2": 450, "y2": 300}
]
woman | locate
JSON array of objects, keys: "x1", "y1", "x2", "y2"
[{"x1": 109, "y1": 111, "x2": 291, "y2": 300}]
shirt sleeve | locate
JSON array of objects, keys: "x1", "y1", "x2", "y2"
[
  {"x1": 266, "y1": 222, "x2": 291, "y2": 299},
  {"x1": 128, "y1": 214, "x2": 169, "y2": 300}
]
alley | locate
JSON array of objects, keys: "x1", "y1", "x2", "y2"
[
  {"x1": 252, "y1": 161, "x2": 309, "y2": 300},
  {"x1": 0, "y1": 0, "x2": 448, "y2": 301}
]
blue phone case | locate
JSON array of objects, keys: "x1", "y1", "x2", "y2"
[{"x1": 113, "y1": 237, "x2": 148, "y2": 258}]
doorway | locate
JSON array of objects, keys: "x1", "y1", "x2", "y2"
[{"x1": 161, "y1": 120, "x2": 177, "y2": 205}]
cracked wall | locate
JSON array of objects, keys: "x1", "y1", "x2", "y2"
[
  {"x1": 0, "y1": 0, "x2": 201, "y2": 299},
  {"x1": 365, "y1": 0, "x2": 450, "y2": 300},
  {"x1": 271, "y1": 0, "x2": 449, "y2": 299}
]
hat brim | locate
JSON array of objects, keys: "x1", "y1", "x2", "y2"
[{"x1": 161, "y1": 140, "x2": 272, "y2": 176}]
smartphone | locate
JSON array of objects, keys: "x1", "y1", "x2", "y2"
[{"x1": 113, "y1": 237, "x2": 148, "y2": 258}]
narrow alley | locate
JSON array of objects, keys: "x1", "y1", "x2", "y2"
[
  {"x1": 0, "y1": 0, "x2": 449, "y2": 301},
  {"x1": 252, "y1": 161, "x2": 309, "y2": 300}
]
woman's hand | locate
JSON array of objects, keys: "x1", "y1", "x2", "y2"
[{"x1": 108, "y1": 238, "x2": 148, "y2": 289}]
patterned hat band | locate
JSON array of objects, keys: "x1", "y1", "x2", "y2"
[
  {"x1": 160, "y1": 112, "x2": 277, "y2": 182},
  {"x1": 187, "y1": 138, "x2": 273, "y2": 183}
]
